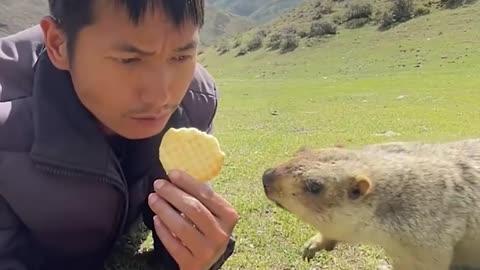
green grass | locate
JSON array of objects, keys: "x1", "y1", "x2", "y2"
[{"x1": 106, "y1": 3, "x2": 480, "y2": 269}]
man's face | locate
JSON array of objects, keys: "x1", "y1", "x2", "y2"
[{"x1": 51, "y1": 3, "x2": 199, "y2": 139}]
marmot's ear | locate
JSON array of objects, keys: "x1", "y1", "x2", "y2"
[{"x1": 348, "y1": 175, "x2": 372, "y2": 200}]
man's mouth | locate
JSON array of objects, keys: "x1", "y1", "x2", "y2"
[
  {"x1": 129, "y1": 105, "x2": 177, "y2": 121},
  {"x1": 128, "y1": 113, "x2": 171, "y2": 128},
  {"x1": 131, "y1": 115, "x2": 163, "y2": 120},
  {"x1": 130, "y1": 109, "x2": 173, "y2": 121}
]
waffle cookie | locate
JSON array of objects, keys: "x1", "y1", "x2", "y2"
[{"x1": 159, "y1": 127, "x2": 225, "y2": 183}]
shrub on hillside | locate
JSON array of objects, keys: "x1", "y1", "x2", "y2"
[
  {"x1": 216, "y1": 42, "x2": 230, "y2": 56},
  {"x1": 377, "y1": 0, "x2": 415, "y2": 30},
  {"x1": 235, "y1": 47, "x2": 248, "y2": 57},
  {"x1": 281, "y1": 26, "x2": 297, "y2": 35},
  {"x1": 265, "y1": 33, "x2": 282, "y2": 50},
  {"x1": 256, "y1": 30, "x2": 268, "y2": 38},
  {"x1": 245, "y1": 33, "x2": 263, "y2": 52},
  {"x1": 312, "y1": 10, "x2": 323, "y2": 20},
  {"x1": 298, "y1": 30, "x2": 309, "y2": 38},
  {"x1": 279, "y1": 34, "x2": 299, "y2": 54},
  {"x1": 265, "y1": 32, "x2": 299, "y2": 53},
  {"x1": 314, "y1": 0, "x2": 334, "y2": 14},
  {"x1": 345, "y1": 17, "x2": 371, "y2": 29},
  {"x1": 232, "y1": 38, "x2": 242, "y2": 49},
  {"x1": 344, "y1": 2, "x2": 373, "y2": 21},
  {"x1": 391, "y1": 0, "x2": 414, "y2": 22},
  {"x1": 309, "y1": 20, "x2": 337, "y2": 37},
  {"x1": 441, "y1": 0, "x2": 478, "y2": 8},
  {"x1": 414, "y1": 6, "x2": 431, "y2": 17},
  {"x1": 332, "y1": 13, "x2": 344, "y2": 24},
  {"x1": 378, "y1": 10, "x2": 396, "y2": 30}
]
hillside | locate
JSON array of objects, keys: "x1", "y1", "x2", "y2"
[
  {"x1": 200, "y1": 6, "x2": 255, "y2": 46},
  {"x1": 207, "y1": 0, "x2": 479, "y2": 61},
  {"x1": 206, "y1": 0, "x2": 305, "y2": 23},
  {"x1": 0, "y1": 0, "x2": 253, "y2": 44}
]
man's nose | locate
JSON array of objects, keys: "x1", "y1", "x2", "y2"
[
  {"x1": 138, "y1": 68, "x2": 170, "y2": 102},
  {"x1": 262, "y1": 168, "x2": 276, "y2": 185}
]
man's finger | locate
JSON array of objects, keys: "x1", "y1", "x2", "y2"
[
  {"x1": 153, "y1": 215, "x2": 193, "y2": 263},
  {"x1": 168, "y1": 170, "x2": 239, "y2": 227},
  {"x1": 148, "y1": 193, "x2": 205, "y2": 253},
  {"x1": 153, "y1": 180, "x2": 219, "y2": 236}
]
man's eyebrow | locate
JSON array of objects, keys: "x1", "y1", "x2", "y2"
[
  {"x1": 175, "y1": 41, "x2": 198, "y2": 52},
  {"x1": 112, "y1": 43, "x2": 155, "y2": 55}
]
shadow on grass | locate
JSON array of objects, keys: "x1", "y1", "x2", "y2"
[{"x1": 104, "y1": 222, "x2": 156, "y2": 270}]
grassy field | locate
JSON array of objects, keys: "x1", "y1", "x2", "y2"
[{"x1": 107, "y1": 3, "x2": 480, "y2": 270}]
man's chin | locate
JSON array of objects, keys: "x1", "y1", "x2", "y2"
[
  {"x1": 119, "y1": 132, "x2": 159, "y2": 140},
  {"x1": 107, "y1": 123, "x2": 169, "y2": 140},
  {"x1": 120, "y1": 126, "x2": 167, "y2": 140}
]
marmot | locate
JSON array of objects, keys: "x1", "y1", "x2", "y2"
[{"x1": 262, "y1": 138, "x2": 480, "y2": 270}]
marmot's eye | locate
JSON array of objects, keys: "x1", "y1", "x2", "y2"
[{"x1": 304, "y1": 180, "x2": 324, "y2": 194}]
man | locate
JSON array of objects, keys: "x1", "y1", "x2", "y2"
[{"x1": 0, "y1": 0, "x2": 238, "y2": 270}]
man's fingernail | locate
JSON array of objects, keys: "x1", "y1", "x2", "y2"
[
  {"x1": 154, "y1": 180, "x2": 165, "y2": 190},
  {"x1": 148, "y1": 193, "x2": 159, "y2": 204},
  {"x1": 153, "y1": 215, "x2": 161, "y2": 227}
]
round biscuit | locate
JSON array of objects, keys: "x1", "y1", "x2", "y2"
[{"x1": 159, "y1": 127, "x2": 225, "y2": 183}]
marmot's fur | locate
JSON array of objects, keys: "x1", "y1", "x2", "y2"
[{"x1": 262, "y1": 139, "x2": 480, "y2": 270}]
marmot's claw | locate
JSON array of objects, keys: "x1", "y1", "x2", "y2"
[
  {"x1": 302, "y1": 235, "x2": 337, "y2": 262},
  {"x1": 302, "y1": 240, "x2": 320, "y2": 262},
  {"x1": 302, "y1": 246, "x2": 316, "y2": 262}
]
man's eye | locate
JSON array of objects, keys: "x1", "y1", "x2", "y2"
[
  {"x1": 118, "y1": 58, "x2": 140, "y2": 64},
  {"x1": 173, "y1": 55, "x2": 192, "y2": 61}
]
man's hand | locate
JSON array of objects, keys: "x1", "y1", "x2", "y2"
[{"x1": 148, "y1": 170, "x2": 239, "y2": 270}]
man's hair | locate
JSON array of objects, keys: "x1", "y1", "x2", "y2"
[{"x1": 48, "y1": 0, "x2": 205, "y2": 54}]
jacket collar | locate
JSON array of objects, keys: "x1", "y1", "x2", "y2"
[{"x1": 29, "y1": 51, "x2": 188, "y2": 180}]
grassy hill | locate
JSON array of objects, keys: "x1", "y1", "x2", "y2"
[
  {"x1": 206, "y1": 0, "x2": 305, "y2": 23},
  {"x1": 208, "y1": 0, "x2": 478, "y2": 59}
]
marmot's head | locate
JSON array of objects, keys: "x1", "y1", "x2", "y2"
[{"x1": 262, "y1": 147, "x2": 375, "y2": 233}]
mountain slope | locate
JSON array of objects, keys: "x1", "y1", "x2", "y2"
[
  {"x1": 206, "y1": 0, "x2": 305, "y2": 23},
  {"x1": 200, "y1": 0, "x2": 480, "y2": 80},
  {"x1": 207, "y1": 0, "x2": 479, "y2": 58},
  {"x1": 201, "y1": 7, "x2": 255, "y2": 45}
]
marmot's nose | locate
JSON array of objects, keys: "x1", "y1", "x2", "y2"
[{"x1": 262, "y1": 168, "x2": 276, "y2": 185}]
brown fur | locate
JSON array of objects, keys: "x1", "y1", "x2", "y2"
[{"x1": 262, "y1": 139, "x2": 480, "y2": 270}]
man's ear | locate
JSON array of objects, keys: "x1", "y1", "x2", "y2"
[
  {"x1": 348, "y1": 175, "x2": 372, "y2": 200},
  {"x1": 40, "y1": 16, "x2": 70, "y2": 71}
]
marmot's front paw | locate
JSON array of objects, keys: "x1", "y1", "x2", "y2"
[{"x1": 302, "y1": 233, "x2": 337, "y2": 261}]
